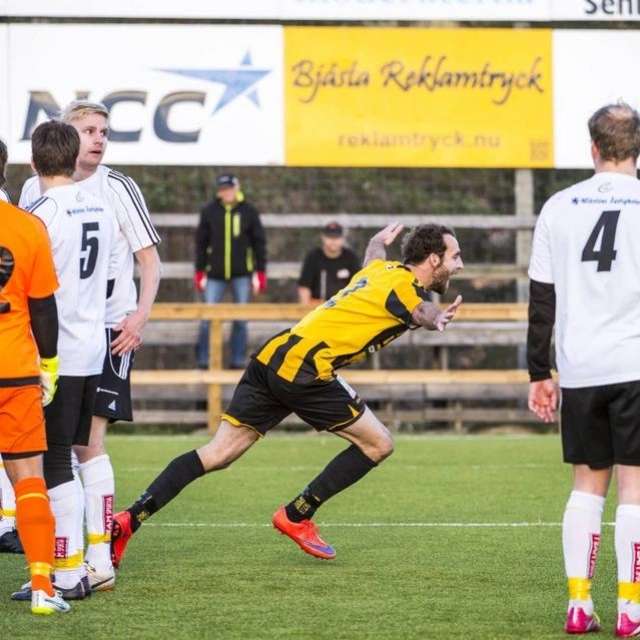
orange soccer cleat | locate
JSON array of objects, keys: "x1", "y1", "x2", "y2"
[
  {"x1": 110, "y1": 511, "x2": 133, "y2": 569},
  {"x1": 272, "y1": 506, "x2": 336, "y2": 560}
]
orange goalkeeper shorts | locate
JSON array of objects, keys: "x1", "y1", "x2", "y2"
[{"x1": 0, "y1": 385, "x2": 46, "y2": 454}]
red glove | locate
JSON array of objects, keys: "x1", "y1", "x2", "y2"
[
  {"x1": 194, "y1": 270, "x2": 206, "y2": 293},
  {"x1": 253, "y1": 270, "x2": 267, "y2": 294}
]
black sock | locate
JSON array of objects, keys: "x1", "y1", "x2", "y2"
[
  {"x1": 285, "y1": 444, "x2": 377, "y2": 523},
  {"x1": 128, "y1": 450, "x2": 205, "y2": 532}
]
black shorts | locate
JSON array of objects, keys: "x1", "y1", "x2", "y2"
[
  {"x1": 93, "y1": 329, "x2": 135, "y2": 423},
  {"x1": 45, "y1": 375, "x2": 100, "y2": 447},
  {"x1": 223, "y1": 359, "x2": 366, "y2": 436},
  {"x1": 561, "y1": 380, "x2": 640, "y2": 469}
]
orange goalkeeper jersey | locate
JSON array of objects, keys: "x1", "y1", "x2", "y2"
[{"x1": 0, "y1": 201, "x2": 58, "y2": 383}]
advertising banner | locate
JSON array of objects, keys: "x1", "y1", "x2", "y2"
[
  {"x1": 285, "y1": 27, "x2": 554, "y2": 168},
  {"x1": 4, "y1": 1, "x2": 640, "y2": 22},
  {"x1": 552, "y1": 1, "x2": 640, "y2": 20},
  {"x1": 0, "y1": 26, "x2": 8, "y2": 156},
  {"x1": 0, "y1": 0, "x2": 553, "y2": 21},
  {"x1": 6, "y1": 24, "x2": 284, "y2": 165},
  {"x1": 554, "y1": 30, "x2": 640, "y2": 168}
]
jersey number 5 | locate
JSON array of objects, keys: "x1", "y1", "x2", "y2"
[
  {"x1": 80, "y1": 222, "x2": 100, "y2": 279},
  {"x1": 581, "y1": 209, "x2": 620, "y2": 272}
]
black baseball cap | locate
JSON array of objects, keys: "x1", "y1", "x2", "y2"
[
  {"x1": 216, "y1": 174, "x2": 239, "y2": 189},
  {"x1": 322, "y1": 222, "x2": 344, "y2": 237}
]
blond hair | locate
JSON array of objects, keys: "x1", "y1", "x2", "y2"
[{"x1": 60, "y1": 100, "x2": 109, "y2": 124}]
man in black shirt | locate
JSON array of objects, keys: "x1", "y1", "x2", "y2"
[{"x1": 298, "y1": 222, "x2": 361, "y2": 305}]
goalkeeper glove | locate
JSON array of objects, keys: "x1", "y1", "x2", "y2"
[{"x1": 40, "y1": 355, "x2": 59, "y2": 407}]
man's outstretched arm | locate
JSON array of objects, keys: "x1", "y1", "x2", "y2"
[
  {"x1": 363, "y1": 222, "x2": 404, "y2": 266},
  {"x1": 411, "y1": 295, "x2": 463, "y2": 332}
]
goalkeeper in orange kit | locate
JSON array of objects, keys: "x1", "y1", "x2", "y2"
[{"x1": 0, "y1": 199, "x2": 69, "y2": 614}]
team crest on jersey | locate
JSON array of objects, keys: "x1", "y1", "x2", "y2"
[{"x1": 0, "y1": 246, "x2": 15, "y2": 314}]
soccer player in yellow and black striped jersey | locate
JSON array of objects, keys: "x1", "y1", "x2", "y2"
[{"x1": 111, "y1": 223, "x2": 464, "y2": 563}]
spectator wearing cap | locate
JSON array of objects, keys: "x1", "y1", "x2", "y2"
[
  {"x1": 194, "y1": 174, "x2": 267, "y2": 369},
  {"x1": 298, "y1": 222, "x2": 361, "y2": 305}
]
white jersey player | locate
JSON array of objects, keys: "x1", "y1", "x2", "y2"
[
  {"x1": 19, "y1": 101, "x2": 161, "y2": 591},
  {"x1": 28, "y1": 184, "x2": 118, "y2": 375},
  {"x1": 21, "y1": 164, "x2": 159, "y2": 333},
  {"x1": 527, "y1": 102, "x2": 640, "y2": 637},
  {"x1": 11, "y1": 121, "x2": 118, "y2": 603}
]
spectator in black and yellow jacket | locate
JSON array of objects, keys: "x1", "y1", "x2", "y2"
[{"x1": 194, "y1": 174, "x2": 267, "y2": 369}]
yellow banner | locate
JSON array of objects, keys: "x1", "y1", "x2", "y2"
[{"x1": 285, "y1": 27, "x2": 553, "y2": 168}]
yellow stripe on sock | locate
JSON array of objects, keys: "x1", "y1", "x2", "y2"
[
  {"x1": 54, "y1": 551, "x2": 83, "y2": 570},
  {"x1": 619, "y1": 582, "x2": 640, "y2": 603},
  {"x1": 1, "y1": 508, "x2": 16, "y2": 517},
  {"x1": 30, "y1": 562, "x2": 52, "y2": 577},
  {"x1": 16, "y1": 492, "x2": 48, "y2": 503},
  {"x1": 87, "y1": 533, "x2": 111, "y2": 545},
  {"x1": 568, "y1": 577, "x2": 592, "y2": 600}
]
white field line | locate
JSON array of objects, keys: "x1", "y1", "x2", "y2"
[
  {"x1": 110, "y1": 434, "x2": 552, "y2": 444},
  {"x1": 121, "y1": 462, "x2": 552, "y2": 473},
  {"x1": 143, "y1": 521, "x2": 617, "y2": 529}
]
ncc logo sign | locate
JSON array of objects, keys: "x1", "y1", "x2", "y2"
[
  {"x1": 7, "y1": 23, "x2": 284, "y2": 164},
  {"x1": 21, "y1": 51, "x2": 273, "y2": 144}
]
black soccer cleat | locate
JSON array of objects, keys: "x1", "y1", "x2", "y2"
[
  {"x1": 11, "y1": 579, "x2": 91, "y2": 601},
  {"x1": 0, "y1": 529, "x2": 24, "y2": 554}
]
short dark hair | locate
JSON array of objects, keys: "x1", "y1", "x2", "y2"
[
  {"x1": 588, "y1": 102, "x2": 640, "y2": 163},
  {"x1": 0, "y1": 138, "x2": 7, "y2": 189},
  {"x1": 401, "y1": 224, "x2": 456, "y2": 265},
  {"x1": 31, "y1": 121, "x2": 79, "y2": 178}
]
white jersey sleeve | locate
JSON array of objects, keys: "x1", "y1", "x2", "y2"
[
  {"x1": 528, "y1": 200, "x2": 555, "y2": 285},
  {"x1": 0, "y1": 187, "x2": 10, "y2": 203},
  {"x1": 18, "y1": 175, "x2": 41, "y2": 209},
  {"x1": 106, "y1": 170, "x2": 160, "y2": 252}
]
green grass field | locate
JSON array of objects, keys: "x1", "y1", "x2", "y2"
[{"x1": 0, "y1": 433, "x2": 622, "y2": 639}]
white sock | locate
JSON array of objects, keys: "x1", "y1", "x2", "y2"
[
  {"x1": 0, "y1": 456, "x2": 16, "y2": 534},
  {"x1": 79, "y1": 455, "x2": 114, "y2": 572},
  {"x1": 616, "y1": 504, "x2": 640, "y2": 617},
  {"x1": 73, "y1": 465, "x2": 86, "y2": 578},
  {"x1": 562, "y1": 490, "x2": 605, "y2": 614},
  {"x1": 49, "y1": 480, "x2": 83, "y2": 589}
]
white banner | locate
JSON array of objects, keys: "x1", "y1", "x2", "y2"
[
  {"x1": 5, "y1": 24, "x2": 284, "y2": 165},
  {"x1": 553, "y1": 30, "x2": 640, "y2": 168},
  {"x1": 0, "y1": 0, "x2": 552, "y2": 21},
  {"x1": 0, "y1": 26, "x2": 8, "y2": 158},
  {"x1": 552, "y1": 1, "x2": 640, "y2": 20}
]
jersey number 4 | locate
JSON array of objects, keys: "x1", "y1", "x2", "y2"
[
  {"x1": 581, "y1": 210, "x2": 620, "y2": 272},
  {"x1": 80, "y1": 222, "x2": 100, "y2": 279}
]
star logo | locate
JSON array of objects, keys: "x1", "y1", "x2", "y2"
[
  {"x1": 571, "y1": 197, "x2": 579, "y2": 205},
  {"x1": 158, "y1": 51, "x2": 271, "y2": 114}
]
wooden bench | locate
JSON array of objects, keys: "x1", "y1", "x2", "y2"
[{"x1": 132, "y1": 303, "x2": 532, "y2": 432}]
